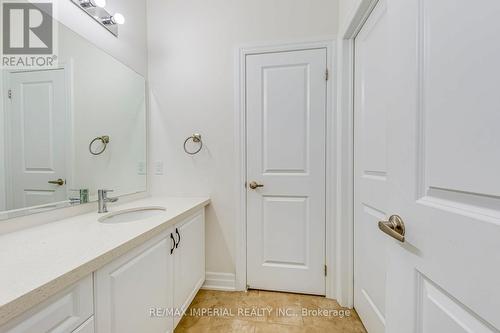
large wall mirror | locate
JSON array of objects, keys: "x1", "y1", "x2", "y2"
[{"x1": 0, "y1": 20, "x2": 147, "y2": 220}]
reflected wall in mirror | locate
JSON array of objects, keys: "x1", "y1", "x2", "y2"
[{"x1": 0, "y1": 21, "x2": 147, "y2": 220}]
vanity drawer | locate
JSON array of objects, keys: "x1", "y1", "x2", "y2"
[{"x1": 0, "y1": 275, "x2": 93, "y2": 333}]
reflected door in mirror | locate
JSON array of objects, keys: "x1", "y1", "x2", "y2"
[{"x1": 7, "y1": 69, "x2": 68, "y2": 210}]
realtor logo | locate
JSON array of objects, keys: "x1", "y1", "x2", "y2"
[
  {"x1": 3, "y1": 2, "x2": 53, "y2": 54},
  {"x1": 2, "y1": 1, "x2": 57, "y2": 68}
]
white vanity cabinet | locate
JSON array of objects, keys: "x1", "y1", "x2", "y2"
[
  {"x1": 94, "y1": 231, "x2": 175, "y2": 333},
  {"x1": 0, "y1": 276, "x2": 94, "y2": 333},
  {"x1": 172, "y1": 211, "x2": 205, "y2": 326},
  {"x1": 94, "y1": 208, "x2": 205, "y2": 333},
  {"x1": 72, "y1": 318, "x2": 95, "y2": 333},
  {"x1": 0, "y1": 207, "x2": 206, "y2": 333}
]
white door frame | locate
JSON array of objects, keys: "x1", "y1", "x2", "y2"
[
  {"x1": 234, "y1": 2, "x2": 381, "y2": 305},
  {"x1": 334, "y1": 0, "x2": 381, "y2": 307},
  {"x1": 234, "y1": 39, "x2": 336, "y2": 297},
  {"x1": 2, "y1": 62, "x2": 75, "y2": 211}
]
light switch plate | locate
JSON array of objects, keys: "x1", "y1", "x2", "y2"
[
  {"x1": 154, "y1": 161, "x2": 164, "y2": 175},
  {"x1": 137, "y1": 161, "x2": 146, "y2": 175}
]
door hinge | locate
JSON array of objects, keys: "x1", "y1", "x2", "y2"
[
  {"x1": 8, "y1": 89, "x2": 12, "y2": 99},
  {"x1": 324, "y1": 265, "x2": 327, "y2": 276},
  {"x1": 325, "y1": 69, "x2": 329, "y2": 81}
]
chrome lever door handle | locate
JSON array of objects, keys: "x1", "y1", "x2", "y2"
[
  {"x1": 48, "y1": 178, "x2": 65, "y2": 186},
  {"x1": 248, "y1": 181, "x2": 264, "y2": 190},
  {"x1": 378, "y1": 215, "x2": 405, "y2": 242}
]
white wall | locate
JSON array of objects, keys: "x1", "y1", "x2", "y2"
[
  {"x1": 148, "y1": 0, "x2": 340, "y2": 276},
  {"x1": 52, "y1": 0, "x2": 148, "y2": 76},
  {"x1": 338, "y1": 0, "x2": 362, "y2": 33}
]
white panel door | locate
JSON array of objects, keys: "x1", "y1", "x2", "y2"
[
  {"x1": 7, "y1": 69, "x2": 68, "y2": 209},
  {"x1": 353, "y1": 1, "x2": 390, "y2": 332},
  {"x1": 355, "y1": 0, "x2": 500, "y2": 332},
  {"x1": 246, "y1": 49, "x2": 327, "y2": 295}
]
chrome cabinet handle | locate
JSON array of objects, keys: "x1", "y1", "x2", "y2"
[
  {"x1": 48, "y1": 178, "x2": 65, "y2": 186},
  {"x1": 378, "y1": 215, "x2": 405, "y2": 243},
  {"x1": 248, "y1": 181, "x2": 264, "y2": 190}
]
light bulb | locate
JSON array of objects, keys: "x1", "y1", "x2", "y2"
[
  {"x1": 94, "y1": 0, "x2": 106, "y2": 7},
  {"x1": 113, "y1": 13, "x2": 125, "y2": 25}
]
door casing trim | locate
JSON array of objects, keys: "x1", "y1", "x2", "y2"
[
  {"x1": 234, "y1": 38, "x2": 336, "y2": 297},
  {"x1": 234, "y1": 0, "x2": 381, "y2": 306},
  {"x1": 336, "y1": 0, "x2": 381, "y2": 307}
]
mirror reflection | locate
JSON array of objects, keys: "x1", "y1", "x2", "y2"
[{"x1": 0, "y1": 21, "x2": 147, "y2": 219}]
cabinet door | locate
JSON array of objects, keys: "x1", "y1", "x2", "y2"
[
  {"x1": 72, "y1": 317, "x2": 94, "y2": 333},
  {"x1": 173, "y1": 210, "x2": 205, "y2": 326},
  {"x1": 0, "y1": 275, "x2": 93, "y2": 333},
  {"x1": 95, "y1": 231, "x2": 175, "y2": 333}
]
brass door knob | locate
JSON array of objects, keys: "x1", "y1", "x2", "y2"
[
  {"x1": 248, "y1": 181, "x2": 264, "y2": 190},
  {"x1": 48, "y1": 178, "x2": 65, "y2": 186},
  {"x1": 378, "y1": 215, "x2": 405, "y2": 242}
]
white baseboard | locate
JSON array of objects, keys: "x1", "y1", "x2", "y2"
[{"x1": 202, "y1": 272, "x2": 236, "y2": 291}]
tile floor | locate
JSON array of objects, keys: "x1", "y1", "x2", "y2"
[{"x1": 175, "y1": 289, "x2": 367, "y2": 333}]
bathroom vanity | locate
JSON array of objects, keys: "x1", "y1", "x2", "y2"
[{"x1": 0, "y1": 197, "x2": 209, "y2": 333}]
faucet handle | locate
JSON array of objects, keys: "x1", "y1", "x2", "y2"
[
  {"x1": 98, "y1": 189, "x2": 114, "y2": 196},
  {"x1": 99, "y1": 189, "x2": 118, "y2": 202}
]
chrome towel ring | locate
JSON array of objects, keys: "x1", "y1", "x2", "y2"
[
  {"x1": 183, "y1": 133, "x2": 203, "y2": 155},
  {"x1": 89, "y1": 135, "x2": 110, "y2": 155}
]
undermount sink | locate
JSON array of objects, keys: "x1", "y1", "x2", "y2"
[{"x1": 98, "y1": 206, "x2": 167, "y2": 224}]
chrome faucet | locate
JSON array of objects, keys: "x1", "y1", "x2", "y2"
[{"x1": 98, "y1": 189, "x2": 119, "y2": 213}]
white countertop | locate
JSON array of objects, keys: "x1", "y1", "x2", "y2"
[{"x1": 0, "y1": 196, "x2": 210, "y2": 326}]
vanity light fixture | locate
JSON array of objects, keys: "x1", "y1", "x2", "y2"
[
  {"x1": 94, "y1": 0, "x2": 106, "y2": 7},
  {"x1": 78, "y1": 0, "x2": 106, "y2": 8},
  {"x1": 101, "y1": 13, "x2": 125, "y2": 25},
  {"x1": 71, "y1": 0, "x2": 123, "y2": 36},
  {"x1": 78, "y1": 0, "x2": 93, "y2": 8},
  {"x1": 113, "y1": 13, "x2": 125, "y2": 24}
]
